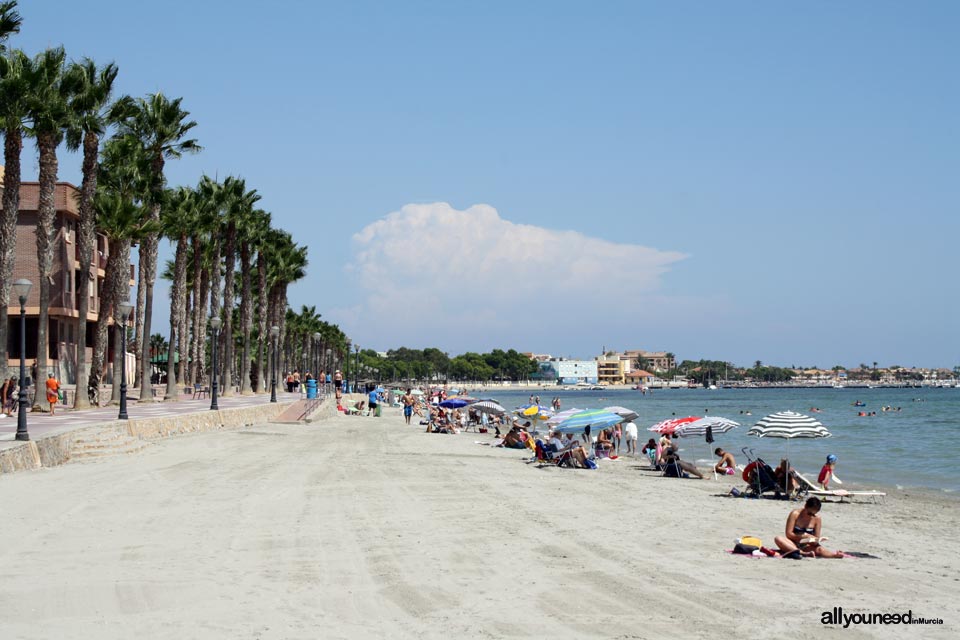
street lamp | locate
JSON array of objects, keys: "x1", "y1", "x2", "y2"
[
  {"x1": 11, "y1": 279, "x2": 32, "y2": 441},
  {"x1": 325, "y1": 348, "x2": 331, "y2": 393},
  {"x1": 313, "y1": 332, "x2": 321, "y2": 379},
  {"x1": 354, "y1": 343, "x2": 361, "y2": 394},
  {"x1": 269, "y1": 325, "x2": 280, "y2": 402},
  {"x1": 117, "y1": 301, "x2": 133, "y2": 419},
  {"x1": 209, "y1": 316, "x2": 222, "y2": 410}
]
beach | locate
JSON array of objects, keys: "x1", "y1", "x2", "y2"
[{"x1": 0, "y1": 405, "x2": 956, "y2": 639}]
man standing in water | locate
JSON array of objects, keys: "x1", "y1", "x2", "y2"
[{"x1": 401, "y1": 389, "x2": 416, "y2": 425}]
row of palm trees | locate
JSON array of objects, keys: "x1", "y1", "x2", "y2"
[{"x1": 0, "y1": 3, "x2": 350, "y2": 406}]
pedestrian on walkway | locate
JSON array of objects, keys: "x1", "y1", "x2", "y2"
[{"x1": 45, "y1": 373, "x2": 60, "y2": 416}]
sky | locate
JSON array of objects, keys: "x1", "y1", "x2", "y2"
[{"x1": 14, "y1": 0, "x2": 959, "y2": 368}]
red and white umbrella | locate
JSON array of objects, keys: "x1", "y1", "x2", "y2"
[{"x1": 648, "y1": 416, "x2": 701, "y2": 435}]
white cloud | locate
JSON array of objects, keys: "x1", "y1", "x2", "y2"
[{"x1": 332, "y1": 202, "x2": 689, "y2": 350}]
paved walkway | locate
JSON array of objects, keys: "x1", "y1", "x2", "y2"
[{"x1": 0, "y1": 388, "x2": 307, "y2": 446}]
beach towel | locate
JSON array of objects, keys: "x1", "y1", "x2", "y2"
[{"x1": 725, "y1": 550, "x2": 878, "y2": 559}]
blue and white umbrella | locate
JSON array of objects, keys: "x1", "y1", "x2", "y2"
[{"x1": 552, "y1": 410, "x2": 624, "y2": 434}]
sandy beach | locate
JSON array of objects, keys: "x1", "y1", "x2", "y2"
[{"x1": 0, "y1": 405, "x2": 956, "y2": 639}]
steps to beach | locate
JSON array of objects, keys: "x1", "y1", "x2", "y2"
[{"x1": 68, "y1": 432, "x2": 152, "y2": 462}]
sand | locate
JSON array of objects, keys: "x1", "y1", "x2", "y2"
[{"x1": 0, "y1": 406, "x2": 956, "y2": 639}]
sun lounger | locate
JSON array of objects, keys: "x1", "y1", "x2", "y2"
[{"x1": 795, "y1": 471, "x2": 886, "y2": 503}]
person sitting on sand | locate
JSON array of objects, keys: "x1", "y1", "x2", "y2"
[
  {"x1": 641, "y1": 438, "x2": 660, "y2": 467},
  {"x1": 818, "y1": 454, "x2": 837, "y2": 490},
  {"x1": 502, "y1": 426, "x2": 527, "y2": 449},
  {"x1": 596, "y1": 428, "x2": 615, "y2": 455},
  {"x1": 773, "y1": 459, "x2": 801, "y2": 495},
  {"x1": 663, "y1": 449, "x2": 704, "y2": 479},
  {"x1": 714, "y1": 448, "x2": 736, "y2": 474},
  {"x1": 774, "y1": 497, "x2": 843, "y2": 559},
  {"x1": 547, "y1": 432, "x2": 589, "y2": 468}
]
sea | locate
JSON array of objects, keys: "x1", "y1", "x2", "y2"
[{"x1": 463, "y1": 386, "x2": 960, "y2": 494}]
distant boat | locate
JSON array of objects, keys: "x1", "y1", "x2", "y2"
[{"x1": 833, "y1": 384, "x2": 845, "y2": 389}]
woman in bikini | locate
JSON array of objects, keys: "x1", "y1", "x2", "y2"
[{"x1": 774, "y1": 497, "x2": 843, "y2": 559}]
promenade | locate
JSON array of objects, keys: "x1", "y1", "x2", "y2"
[{"x1": 0, "y1": 389, "x2": 292, "y2": 445}]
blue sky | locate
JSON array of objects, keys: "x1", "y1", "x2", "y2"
[{"x1": 16, "y1": 1, "x2": 959, "y2": 367}]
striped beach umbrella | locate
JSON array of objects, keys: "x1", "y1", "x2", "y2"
[
  {"x1": 544, "y1": 407, "x2": 585, "y2": 426},
  {"x1": 603, "y1": 405, "x2": 640, "y2": 422},
  {"x1": 747, "y1": 412, "x2": 831, "y2": 439},
  {"x1": 673, "y1": 417, "x2": 740, "y2": 438},
  {"x1": 516, "y1": 404, "x2": 553, "y2": 420},
  {"x1": 648, "y1": 416, "x2": 702, "y2": 435},
  {"x1": 553, "y1": 410, "x2": 624, "y2": 434},
  {"x1": 469, "y1": 400, "x2": 506, "y2": 415}
]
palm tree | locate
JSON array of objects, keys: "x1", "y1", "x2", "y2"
[
  {"x1": 238, "y1": 208, "x2": 270, "y2": 394},
  {"x1": 220, "y1": 177, "x2": 259, "y2": 397},
  {"x1": 266, "y1": 234, "x2": 307, "y2": 382},
  {"x1": 91, "y1": 190, "x2": 158, "y2": 403},
  {"x1": 64, "y1": 57, "x2": 118, "y2": 408},
  {"x1": 161, "y1": 186, "x2": 197, "y2": 399},
  {"x1": 25, "y1": 47, "x2": 70, "y2": 395},
  {"x1": 112, "y1": 92, "x2": 200, "y2": 400},
  {"x1": 0, "y1": 47, "x2": 29, "y2": 368},
  {"x1": 0, "y1": 2, "x2": 20, "y2": 50}
]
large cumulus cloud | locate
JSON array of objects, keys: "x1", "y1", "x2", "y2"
[{"x1": 333, "y1": 202, "x2": 689, "y2": 350}]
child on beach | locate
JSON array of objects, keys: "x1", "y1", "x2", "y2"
[{"x1": 818, "y1": 455, "x2": 837, "y2": 490}]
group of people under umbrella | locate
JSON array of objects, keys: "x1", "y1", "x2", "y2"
[{"x1": 426, "y1": 396, "x2": 833, "y2": 490}]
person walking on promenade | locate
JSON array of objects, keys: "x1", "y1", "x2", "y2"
[
  {"x1": 333, "y1": 370, "x2": 343, "y2": 399},
  {"x1": 45, "y1": 373, "x2": 60, "y2": 416}
]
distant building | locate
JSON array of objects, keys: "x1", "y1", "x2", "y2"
[
  {"x1": 595, "y1": 353, "x2": 626, "y2": 384},
  {"x1": 623, "y1": 350, "x2": 675, "y2": 372},
  {"x1": 626, "y1": 370, "x2": 655, "y2": 385},
  {"x1": 543, "y1": 359, "x2": 598, "y2": 384}
]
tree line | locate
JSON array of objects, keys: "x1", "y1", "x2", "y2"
[{"x1": 0, "y1": 3, "x2": 347, "y2": 405}]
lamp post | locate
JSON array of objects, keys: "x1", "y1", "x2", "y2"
[
  {"x1": 345, "y1": 338, "x2": 351, "y2": 393},
  {"x1": 209, "y1": 316, "x2": 222, "y2": 410},
  {"x1": 270, "y1": 325, "x2": 279, "y2": 402},
  {"x1": 313, "y1": 332, "x2": 321, "y2": 378},
  {"x1": 11, "y1": 279, "x2": 32, "y2": 441},
  {"x1": 325, "y1": 348, "x2": 331, "y2": 394},
  {"x1": 354, "y1": 343, "x2": 360, "y2": 394},
  {"x1": 117, "y1": 301, "x2": 133, "y2": 419}
]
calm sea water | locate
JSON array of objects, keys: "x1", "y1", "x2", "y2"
[{"x1": 466, "y1": 386, "x2": 960, "y2": 493}]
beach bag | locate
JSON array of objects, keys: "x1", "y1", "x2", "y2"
[
  {"x1": 583, "y1": 458, "x2": 598, "y2": 470},
  {"x1": 732, "y1": 543, "x2": 759, "y2": 555}
]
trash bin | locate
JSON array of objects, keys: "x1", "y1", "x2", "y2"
[{"x1": 306, "y1": 378, "x2": 317, "y2": 399}]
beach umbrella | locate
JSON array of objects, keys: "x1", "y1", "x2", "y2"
[
  {"x1": 439, "y1": 398, "x2": 473, "y2": 409},
  {"x1": 470, "y1": 400, "x2": 506, "y2": 415},
  {"x1": 516, "y1": 404, "x2": 553, "y2": 419},
  {"x1": 649, "y1": 416, "x2": 701, "y2": 435},
  {"x1": 673, "y1": 417, "x2": 740, "y2": 438},
  {"x1": 553, "y1": 410, "x2": 624, "y2": 435},
  {"x1": 604, "y1": 405, "x2": 640, "y2": 422},
  {"x1": 544, "y1": 407, "x2": 585, "y2": 426},
  {"x1": 410, "y1": 389, "x2": 424, "y2": 396},
  {"x1": 748, "y1": 411, "x2": 831, "y2": 493},
  {"x1": 747, "y1": 412, "x2": 831, "y2": 439},
  {"x1": 674, "y1": 417, "x2": 740, "y2": 479}
]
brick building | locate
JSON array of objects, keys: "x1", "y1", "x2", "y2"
[{"x1": 3, "y1": 179, "x2": 131, "y2": 384}]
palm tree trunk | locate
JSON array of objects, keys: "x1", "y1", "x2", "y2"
[
  {"x1": 73, "y1": 130, "x2": 98, "y2": 409},
  {"x1": 239, "y1": 241, "x2": 253, "y2": 394},
  {"x1": 0, "y1": 126, "x2": 23, "y2": 374},
  {"x1": 221, "y1": 223, "x2": 236, "y2": 396},
  {"x1": 178, "y1": 271, "x2": 190, "y2": 390},
  {"x1": 196, "y1": 263, "x2": 210, "y2": 385},
  {"x1": 164, "y1": 233, "x2": 188, "y2": 399},
  {"x1": 133, "y1": 254, "x2": 145, "y2": 388},
  {"x1": 109, "y1": 239, "x2": 132, "y2": 404},
  {"x1": 93, "y1": 238, "x2": 120, "y2": 399},
  {"x1": 256, "y1": 250, "x2": 267, "y2": 392},
  {"x1": 34, "y1": 134, "x2": 59, "y2": 406},
  {"x1": 188, "y1": 236, "x2": 202, "y2": 385}
]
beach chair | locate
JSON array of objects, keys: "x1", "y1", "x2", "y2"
[
  {"x1": 794, "y1": 471, "x2": 886, "y2": 503},
  {"x1": 532, "y1": 439, "x2": 571, "y2": 467},
  {"x1": 741, "y1": 449, "x2": 788, "y2": 498}
]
